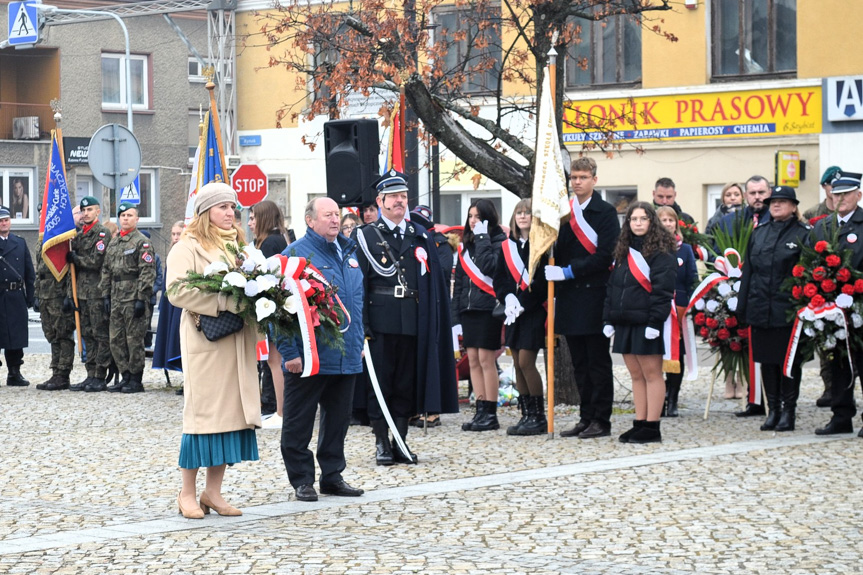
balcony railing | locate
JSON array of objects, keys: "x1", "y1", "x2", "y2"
[{"x1": 0, "y1": 102, "x2": 54, "y2": 141}]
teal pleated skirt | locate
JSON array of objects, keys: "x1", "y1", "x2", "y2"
[{"x1": 178, "y1": 429, "x2": 259, "y2": 469}]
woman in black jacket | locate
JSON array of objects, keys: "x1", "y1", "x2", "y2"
[
  {"x1": 452, "y1": 199, "x2": 507, "y2": 431},
  {"x1": 604, "y1": 202, "x2": 677, "y2": 443},
  {"x1": 494, "y1": 199, "x2": 548, "y2": 436},
  {"x1": 737, "y1": 186, "x2": 809, "y2": 432}
]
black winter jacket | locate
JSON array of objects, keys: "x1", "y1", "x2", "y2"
[
  {"x1": 737, "y1": 217, "x2": 810, "y2": 329},
  {"x1": 603, "y1": 240, "x2": 676, "y2": 330},
  {"x1": 452, "y1": 225, "x2": 506, "y2": 323},
  {"x1": 493, "y1": 234, "x2": 547, "y2": 313}
]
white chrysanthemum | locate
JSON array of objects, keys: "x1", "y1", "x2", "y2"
[
  {"x1": 223, "y1": 271, "x2": 247, "y2": 289},
  {"x1": 244, "y1": 279, "x2": 260, "y2": 297},
  {"x1": 836, "y1": 329, "x2": 847, "y2": 340},
  {"x1": 726, "y1": 297, "x2": 738, "y2": 312},
  {"x1": 802, "y1": 308, "x2": 816, "y2": 321},
  {"x1": 203, "y1": 261, "x2": 229, "y2": 276},
  {"x1": 732, "y1": 281, "x2": 741, "y2": 293},
  {"x1": 256, "y1": 274, "x2": 279, "y2": 292},
  {"x1": 825, "y1": 336, "x2": 837, "y2": 350},
  {"x1": 717, "y1": 283, "x2": 732, "y2": 297},
  {"x1": 852, "y1": 313, "x2": 863, "y2": 329},
  {"x1": 241, "y1": 258, "x2": 257, "y2": 273},
  {"x1": 255, "y1": 298, "x2": 276, "y2": 321},
  {"x1": 803, "y1": 326, "x2": 815, "y2": 337},
  {"x1": 834, "y1": 313, "x2": 845, "y2": 325},
  {"x1": 694, "y1": 299, "x2": 705, "y2": 311},
  {"x1": 266, "y1": 255, "x2": 283, "y2": 273},
  {"x1": 283, "y1": 295, "x2": 298, "y2": 315},
  {"x1": 836, "y1": 293, "x2": 854, "y2": 309},
  {"x1": 813, "y1": 319, "x2": 825, "y2": 330},
  {"x1": 242, "y1": 244, "x2": 267, "y2": 268},
  {"x1": 706, "y1": 300, "x2": 720, "y2": 313}
]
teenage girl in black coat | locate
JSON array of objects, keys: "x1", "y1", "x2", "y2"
[{"x1": 603, "y1": 202, "x2": 677, "y2": 443}]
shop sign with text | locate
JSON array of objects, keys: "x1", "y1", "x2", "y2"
[{"x1": 562, "y1": 86, "x2": 821, "y2": 143}]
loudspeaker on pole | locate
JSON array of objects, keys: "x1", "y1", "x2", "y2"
[{"x1": 324, "y1": 119, "x2": 380, "y2": 207}]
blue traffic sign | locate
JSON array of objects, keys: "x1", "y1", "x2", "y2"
[{"x1": 8, "y1": 2, "x2": 39, "y2": 46}]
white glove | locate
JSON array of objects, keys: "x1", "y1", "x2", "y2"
[
  {"x1": 602, "y1": 325, "x2": 615, "y2": 338},
  {"x1": 472, "y1": 219, "x2": 488, "y2": 235},
  {"x1": 545, "y1": 265, "x2": 565, "y2": 282},
  {"x1": 645, "y1": 327, "x2": 660, "y2": 340},
  {"x1": 452, "y1": 324, "x2": 463, "y2": 352},
  {"x1": 504, "y1": 293, "x2": 524, "y2": 326}
]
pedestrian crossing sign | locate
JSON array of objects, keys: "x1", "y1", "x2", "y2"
[
  {"x1": 7, "y1": 2, "x2": 39, "y2": 46},
  {"x1": 119, "y1": 176, "x2": 141, "y2": 205}
]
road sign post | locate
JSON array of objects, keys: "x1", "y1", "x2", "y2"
[{"x1": 231, "y1": 163, "x2": 268, "y2": 207}]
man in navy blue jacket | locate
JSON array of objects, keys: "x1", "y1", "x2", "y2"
[{"x1": 277, "y1": 197, "x2": 365, "y2": 502}]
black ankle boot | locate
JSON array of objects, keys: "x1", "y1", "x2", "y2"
[
  {"x1": 760, "y1": 410, "x2": 781, "y2": 431},
  {"x1": 462, "y1": 401, "x2": 484, "y2": 431},
  {"x1": 775, "y1": 373, "x2": 799, "y2": 432},
  {"x1": 513, "y1": 396, "x2": 546, "y2": 436},
  {"x1": 629, "y1": 420, "x2": 662, "y2": 444},
  {"x1": 6, "y1": 365, "x2": 29, "y2": 387},
  {"x1": 619, "y1": 420, "x2": 645, "y2": 443},
  {"x1": 372, "y1": 420, "x2": 394, "y2": 466},
  {"x1": 121, "y1": 372, "x2": 145, "y2": 393},
  {"x1": 506, "y1": 395, "x2": 530, "y2": 435},
  {"x1": 108, "y1": 371, "x2": 130, "y2": 392},
  {"x1": 469, "y1": 400, "x2": 500, "y2": 432},
  {"x1": 665, "y1": 383, "x2": 680, "y2": 418},
  {"x1": 759, "y1": 369, "x2": 781, "y2": 431},
  {"x1": 392, "y1": 417, "x2": 418, "y2": 464},
  {"x1": 776, "y1": 409, "x2": 795, "y2": 432}
]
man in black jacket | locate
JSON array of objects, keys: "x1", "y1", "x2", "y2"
[
  {"x1": 653, "y1": 177, "x2": 695, "y2": 226},
  {"x1": 0, "y1": 207, "x2": 35, "y2": 386},
  {"x1": 814, "y1": 172, "x2": 863, "y2": 436},
  {"x1": 545, "y1": 157, "x2": 621, "y2": 438}
]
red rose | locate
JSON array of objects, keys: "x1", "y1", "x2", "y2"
[
  {"x1": 856, "y1": 279, "x2": 863, "y2": 294},
  {"x1": 792, "y1": 265, "x2": 805, "y2": 278},
  {"x1": 709, "y1": 340, "x2": 721, "y2": 348},
  {"x1": 821, "y1": 279, "x2": 837, "y2": 293},
  {"x1": 803, "y1": 283, "x2": 819, "y2": 298},
  {"x1": 717, "y1": 328, "x2": 731, "y2": 340},
  {"x1": 812, "y1": 267, "x2": 826, "y2": 281},
  {"x1": 837, "y1": 268, "x2": 852, "y2": 282},
  {"x1": 725, "y1": 316, "x2": 738, "y2": 328},
  {"x1": 814, "y1": 240, "x2": 829, "y2": 253},
  {"x1": 706, "y1": 317, "x2": 719, "y2": 329},
  {"x1": 842, "y1": 284, "x2": 856, "y2": 296},
  {"x1": 700, "y1": 327, "x2": 710, "y2": 338},
  {"x1": 811, "y1": 294, "x2": 826, "y2": 308},
  {"x1": 694, "y1": 312, "x2": 706, "y2": 326},
  {"x1": 826, "y1": 255, "x2": 842, "y2": 268},
  {"x1": 737, "y1": 327, "x2": 749, "y2": 339},
  {"x1": 792, "y1": 285, "x2": 804, "y2": 300},
  {"x1": 729, "y1": 341, "x2": 743, "y2": 352}
]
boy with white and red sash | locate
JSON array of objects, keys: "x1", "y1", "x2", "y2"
[{"x1": 545, "y1": 157, "x2": 621, "y2": 439}]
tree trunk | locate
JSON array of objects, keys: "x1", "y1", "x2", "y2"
[{"x1": 552, "y1": 335, "x2": 580, "y2": 406}]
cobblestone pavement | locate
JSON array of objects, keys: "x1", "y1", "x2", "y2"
[{"x1": 1, "y1": 354, "x2": 862, "y2": 574}]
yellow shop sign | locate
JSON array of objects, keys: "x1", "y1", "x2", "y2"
[{"x1": 562, "y1": 86, "x2": 821, "y2": 143}]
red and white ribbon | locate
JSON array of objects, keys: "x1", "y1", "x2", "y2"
[
  {"x1": 278, "y1": 255, "x2": 320, "y2": 378},
  {"x1": 748, "y1": 347, "x2": 762, "y2": 405},
  {"x1": 694, "y1": 245, "x2": 709, "y2": 261},
  {"x1": 627, "y1": 248, "x2": 652, "y2": 293},
  {"x1": 256, "y1": 339, "x2": 269, "y2": 361},
  {"x1": 502, "y1": 239, "x2": 529, "y2": 291},
  {"x1": 784, "y1": 302, "x2": 852, "y2": 378},
  {"x1": 415, "y1": 247, "x2": 429, "y2": 276},
  {"x1": 713, "y1": 248, "x2": 742, "y2": 278},
  {"x1": 458, "y1": 244, "x2": 495, "y2": 296},
  {"x1": 305, "y1": 262, "x2": 352, "y2": 334},
  {"x1": 680, "y1": 312, "x2": 699, "y2": 380},
  {"x1": 569, "y1": 198, "x2": 598, "y2": 254},
  {"x1": 663, "y1": 303, "x2": 680, "y2": 368}
]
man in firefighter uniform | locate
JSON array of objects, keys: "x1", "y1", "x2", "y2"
[
  {"x1": 100, "y1": 203, "x2": 156, "y2": 393},
  {"x1": 67, "y1": 196, "x2": 113, "y2": 391},
  {"x1": 0, "y1": 206, "x2": 35, "y2": 386}
]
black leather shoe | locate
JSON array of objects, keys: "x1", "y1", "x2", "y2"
[
  {"x1": 320, "y1": 480, "x2": 364, "y2": 497},
  {"x1": 295, "y1": 484, "x2": 318, "y2": 502},
  {"x1": 735, "y1": 403, "x2": 766, "y2": 417},
  {"x1": 7, "y1": 373, "x2": 30, "y2": 387},
  {"x1": 578, "y1": 421, "x2": 611, "y2": 439},
  {"x1": 816, "y1": 390, "x2": 832, "y2": 408},
  {"x1": 175, "y1": 387, "x2": 184, "y2": 396},
  {"x1": 815, "y1": 420, "x2": 853, "y2": 435},
  {"x1": 560, "y1": 420, "x2": 590, "y2": 438}
]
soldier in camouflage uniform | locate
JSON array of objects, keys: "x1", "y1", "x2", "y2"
[
  {"x1": 67, "y1": 196, "x2": 114, "y2": 392},
  {"x1": 99, "y1": 203, "x2": 156, "y2": 394},
  {"x1": 33, "y1": 240, "x2": 76, "y2": 390}
]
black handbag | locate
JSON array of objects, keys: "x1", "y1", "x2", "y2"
[
  {"x1": 491, "y1": 301, "x2": 506, "y2": 320},
  {"x1": 196, "y1": 311, "x2": 244, "y2": 342}
]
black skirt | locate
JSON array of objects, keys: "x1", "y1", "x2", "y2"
[
  {"x1": 612, "y1": 323, "x2": 665, "y2": 356},
  {"x1": 505, "y1": 306, "x2": 546, "y2": 351},
  {"x1": 461, "y1": 309, "x2": 504, "y2": 350},
  {"x1": 750, "y1": 326, "x2": 793, "y2": 365}
]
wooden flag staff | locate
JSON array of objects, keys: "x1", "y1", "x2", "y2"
[{"x1": 546, "y1": 49, "x2": 558, "y2": 439}]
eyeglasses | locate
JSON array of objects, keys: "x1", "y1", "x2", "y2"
[
  {"x1": 628, "y1": 216, "x2": 650, "y2": 223},
  {"x1": 341, "y1": 225, "x2": 356, "y2": 233}
]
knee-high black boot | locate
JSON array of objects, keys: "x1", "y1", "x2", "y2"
[
  {"x1": 372, "y1": 420, "x2": 394, "y2": 466},
  {"x1": 760, "y1": 366, "x2": 781, "y2": 431},
  {"x1": 777, "y1": 367, "x2": 800, "y2": 432},
  {"x1": 392, "y1": 417, "x2": 418, "y2": 464}
]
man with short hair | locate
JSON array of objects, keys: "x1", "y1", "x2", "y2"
[
  {"x1": 813, "y1": 172, "x2": 863, "y2": 436},
  {"x1": 0, "y1": 206, "x2": 35, "y2": 386},
  {"x1": 99, "y1": 203, "x2": 156, "y2": 394},
  {"x1": 652, "y1": 177, "x2": 694, "y2": 225},
  {"x1": 277, "y1": 197, "x2": 365, "y2": 502},
  {"x1": 361, "y1": 202, "x2": 378, "y2": 225},
  {"x1": 545, "y1": 157, "x2": 621, "y2": 439},
  {"x1": 67, "y1": 196, "x2": 113, "y2": 391}
]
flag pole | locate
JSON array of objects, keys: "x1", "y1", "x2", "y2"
[
  {"x1": 206, "y1": 80, "x2": 229, "y2": 183},
  {"x1": 546, "y1": 50, "x2": 558, "y2": 439},
  {"x1": 399, "y1": 85, "x2": 407, "y2": 170}
]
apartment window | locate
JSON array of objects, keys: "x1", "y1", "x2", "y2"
[
  {"x1": 434, "y1": 9, "x2": 502, "y2": 94},
  {"x1": 102, "y1": 53, "x2": 149, "y2": 110},
  {"x1": 713, "y1": 0, "x2": 796, "y2": 79},
  {"x1": 599, "y1": 187, "x2": 637, "y2": 225},
  {"x1": 0, "y1": 168, "x2": 36, "y2": 224},
  {"x1": 566, "y1": 12, "x2": 641, "y2": 87},
  {"x1": 104, "y1": 169, "x2": 158, "y2": 224},
  {"x1": 188, "y1": 57, "x2": 232, "y2": 84}
]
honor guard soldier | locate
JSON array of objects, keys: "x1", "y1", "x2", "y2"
[
  {"x1": 0, "y1": 206, "x2": 35, "y2": 386},
  {"x1": 67, "y1": 196, "x2": 113, "y2": 391},
  {"x1": 99, "y1": 203, "x2": 156, "y2": 393},
  {"x1": 34, "y1": 236, "x2": 76, "y2": 390},
  {"x1": 354, "y1": 171, "x2": 458, "y2": 466}
]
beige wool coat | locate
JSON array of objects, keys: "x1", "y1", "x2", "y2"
[{"x1": 166, "y1": 234, "x2": 262, "y2": 435}]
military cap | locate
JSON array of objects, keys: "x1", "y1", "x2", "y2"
[
  {"x1": 831, "y1": 172, "x2": 862, "y2": 194},
  {"x1": 117, "y1": 202, "x2": 138, "y2": 216},
  {"x1": 0, "y1": 207, "x2": 10, "y2": 220},
  {"x1": 374, "y1": 170, "x2": 409, "y2": 195},
  {"x1": 80, "y1": 196, "x2": 100, "y2": 209}
]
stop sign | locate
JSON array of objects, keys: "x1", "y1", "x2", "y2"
[{"x1": 231, "y1": 163, "x2": 268, "y2": 207}]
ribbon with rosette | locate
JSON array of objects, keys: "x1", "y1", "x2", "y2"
[
  {"x1": 277, "y1": 255, "x2": 320, "y2": 378},
  {"x1": 627, "y1": 248, "x2": 681, "y2": 372},
  {"x1": 305, "y1": 263, "x2": 352, "y2": 334},
  {"x1": 784, "y1": 301, "x2": 853, "y2": 379},
  {"x1": 415, "y1": 246, "x2": 429, "y2": 276},
  {"x1": 458, "y1": 244, "x2": 495, "y2": 296}
]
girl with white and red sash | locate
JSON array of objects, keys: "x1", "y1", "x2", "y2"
[
  {"x1": 656, "y1": 206, "x2": 698, "y2": 417},
  {"x1": 492, "y1": 199, "x2": 548, "y2": 436},
  {"x1": 603, "y1": 202, "x2": 677, "y2": 444},
  {"x1": 451, "y1": 199, "x2": 507, "y2": 431}
]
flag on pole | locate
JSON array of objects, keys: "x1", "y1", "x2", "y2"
[
  {"x1": 39, "y1": 131, "x2": 77, "y2": 280},
  {"x1": 383, "y1": 101, "x2": 404, "y2": 174},
  {"x1": 527, "y1": 71, "x2": 571, "y2": 282},
  {"x1": 184, "y1": 135, "x2": 202, "y2": 225},
  {"x1": 185, "y1": 106, "x2": 227, "y2": 224}
]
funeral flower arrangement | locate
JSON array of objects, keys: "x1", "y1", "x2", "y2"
[
  {"x1": 783, "y1": 236, "x2": 863, "y2": 364},
  {"x1": 168, "y1": 244, "x2": 344, "y2": 348},
  {"x1": 678, "y1": 218, "x2": 712, "y2": 260}
]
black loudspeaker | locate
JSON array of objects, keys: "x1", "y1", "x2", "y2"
[{"x1": 324, "y1": 119, "x2": 380, "y2": 207}]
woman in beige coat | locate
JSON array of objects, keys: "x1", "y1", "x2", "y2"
[{"x1": 167, "y1": 183, "x2": 262, "y2": 519}]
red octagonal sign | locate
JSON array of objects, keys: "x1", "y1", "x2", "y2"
[{"x1": 231, "y1": 163, "x2": 268, "y2": 207}]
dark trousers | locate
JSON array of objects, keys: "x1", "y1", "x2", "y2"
[
  {"x1": 2, "y1": 348, "x2": 23, "y2": 368},
  {"x1": 829, "y1": 351, "x2": 863, "y2": 424},
  {"x1": 565, "y1": 334, "x2": 614, "y2": 426},
  {"x1": 367, "y1": 334, "x2": 417, "y2": 420},
  {"x1": 280, "y1": 372, "x2": 356, "y2": 488},
  {"x1": 259, "y1": 361, "x2": 277, "y2": 415}
]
